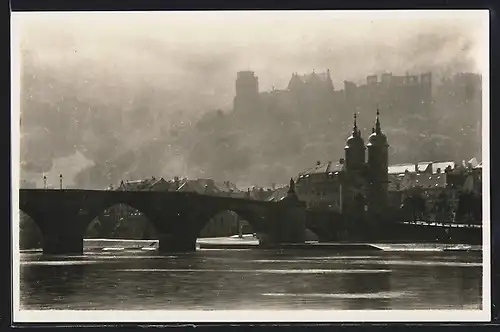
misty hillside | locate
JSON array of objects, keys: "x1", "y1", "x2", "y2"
[
  {"x1": 17, "y1": 13, "x2": 484, "y2": 189},
  {"x1": 20, "y1": 56, "x2": 481, "y2": 189}
]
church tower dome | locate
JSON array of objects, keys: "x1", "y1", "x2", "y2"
[
  {"x1": 345, "y1": 113, "x2": 365, "y2": 149},
  {"x1": 344, "y1": 113, "x2": 365, "y2": 171},
  {"x1": 367, "y1": 109, "x2": 388, "y2": 148}
]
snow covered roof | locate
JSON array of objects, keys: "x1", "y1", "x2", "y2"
[
  {"x1": 388, "y1": 163, "x2": 415, "y2": 174},
  {"x1": 432, "y1": 161, "x2": 455, "y2": 173},
  {"x1": 266, "y1": 185, "x2": 290, "y2": 202},
  {"x1": 177, "y1": 178, "x2": 220, "y2": 194},
  {"x1": 388, "y1": 161, "x2": 455, "y2": 175},
  {"x1": 117, "y1": 177, "x2": 161, "y2": 191}
]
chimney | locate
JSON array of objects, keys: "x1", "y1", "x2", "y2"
[
  {"x1": 272, "y1": 183, "x2": 276, "y2": 190},
  {"x1": 316, "y1": 160, "x2": 321, "y2": 166}
]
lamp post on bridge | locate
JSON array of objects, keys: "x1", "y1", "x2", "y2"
[{"x1": 59, "y1": 174, "x2": 63, "y2": 190}]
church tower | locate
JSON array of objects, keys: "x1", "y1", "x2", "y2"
[
  {"x1": 366, "y1": 109, "x2": 389, "y2": 219},
  {"x1": 344, "y1": 113, "x2": 365, "y2": 171},
  {"x1": 343, "y1": 113, "x2": 367, "y2": 220}
]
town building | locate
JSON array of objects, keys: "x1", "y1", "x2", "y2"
[
  {"x1": 294, "y1": 110, "x2": 390, "y2": 222},
  {"x1": 294, "y1": 160, "x2": 344, "y2": 211},
  {"x1": 289, "y1": 106, "x2": 482, "y2": 224},
  {"x1": 393, "y1": 158, "x2": 482, "y2": 222},
  {"x1": 386, "y1": 161, "x2": 456, "y2": 208}
]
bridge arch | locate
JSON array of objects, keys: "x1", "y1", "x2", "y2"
[
  {"x1": 19, "y1": 210, "x2": 43, "y2": 250},
  {"x1": 304, "y1": 228, "x2": 319, "y2": 241},
  {"x1": 305, "y1": 210, "x2": 344, "y2": 242},
  {"x1": 85, "y1": 203, "x2": 160, "y2": 240},
  {"x1": 18, "y1": 204, "x2": 49, "y2": 236},
  {"x1": 195, "y1": 206, "x2": 268, "y2": 239},
  {"x1": 19, "y1": 189, "x2": 307, "y2": 254},
  {"x1": 198, "y1": 209, "x2": 258, "y2": 238}
]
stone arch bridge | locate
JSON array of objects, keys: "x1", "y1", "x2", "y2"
[{"x1": 19, "y1": 189, "x2": 307, "y2": 254}]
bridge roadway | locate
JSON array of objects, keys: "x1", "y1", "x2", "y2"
[{"x1": 19, "y1": 188, "x2": 307, "y2": 255}]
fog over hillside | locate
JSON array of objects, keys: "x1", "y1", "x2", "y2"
[{"x1": 16, "y1": 11, "x2": 486, "y2": 189}]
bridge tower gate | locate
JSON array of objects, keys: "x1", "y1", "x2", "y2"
[
  {"x1": 275, "y1": 202, "x2": 307, "y2": 244},
  {"x1": 259, "y1": 182, "x2": 307, "y2": 246}
]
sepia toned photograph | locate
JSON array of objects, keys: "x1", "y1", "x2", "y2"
[{"x1": 11, "y1": 10, "x2": 490, "y2": 323}]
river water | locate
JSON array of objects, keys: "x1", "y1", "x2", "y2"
[{"x1": 19, "y1": 239, "x2": 483, "y2": 311}]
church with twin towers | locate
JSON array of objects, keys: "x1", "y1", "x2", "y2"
[{"x1": 232, "y1": 69, "x2": 392, "y2": 220}]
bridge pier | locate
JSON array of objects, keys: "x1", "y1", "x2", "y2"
[
  {"x1": 258, "y1": 201, "x2": 306, "y2": 247},
  {"x1": 22, "y1": 209, "x2": 88, "y2": 255},
  {"x1": 275, "y1": 203, "x2": 306, "y2": 244},
  {"x1": 42, "y1": 233, "x2": 84, "y2": 255},
  {"x1": 158, "y1": 233, "x2": 197, "y2": 253}
]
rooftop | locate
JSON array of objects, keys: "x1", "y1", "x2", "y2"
[
  {"x1": 299, "y1": 161, "x2": 344, "y2": 177},
  {"x1": 388, "y1": 161, "x2": 455, "y2": 175},
  {"x1": 266, "y1": 185, "x2": 291, "y2": 202},
  {"x1": 388, "y1": 163, "x2": 415, "y2": 175},
  {"x1": 115, "y1": 177, "x2": 168, "y2": 191},
  {"x1": 298, "y1": 71, "x2": 330, "y2": 83}
]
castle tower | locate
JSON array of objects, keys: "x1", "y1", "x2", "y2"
[
  {"x1": 366, "y1": 109, "x2": 389, "y2": 219},
  {"x1": 420, "y1": 72, "x2": 432, "y2": 115},
  {"x1": 344, "y1": 113, "x2": 366, "y2": 171},
  {"x1": 287, "y1": 72, "x2": 303, "y2": 91},
  {"x1": 233, "y1": 71, "x2": 259, "y2": 112},
  {"x1": 420, "y1": 72, "x2": 432, "y2": 101},
  {"x1": 325, "y1": 69, "x2": 335, "y2": 91}
]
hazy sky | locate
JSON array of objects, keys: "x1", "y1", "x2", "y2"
[
  {"x1": 13, "y1": 10, "x2": 488, "y2": 188},
  {"x1": 16, "y1": 11, "x2": 487, "y2": 93}
]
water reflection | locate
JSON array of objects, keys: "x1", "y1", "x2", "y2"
[
  {"x1": 19, "y1": 248, "x2": 482, "y2": 311},
  {"x1": 340, "y1": 270, "x2": 392, "y2": 309},
  {"x1": 21, "y1": 263, "x2": 87, "y2": 309}
]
